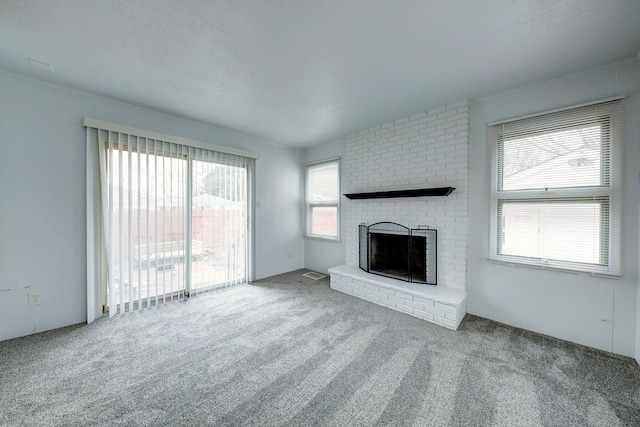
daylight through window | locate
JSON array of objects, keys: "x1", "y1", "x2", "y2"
[
  {"x1": 489, "y1": 99, "x2": 623, "y2": 275},
  {"x1": 306, "y1": 159, "x2": 340, "y2": 240}
]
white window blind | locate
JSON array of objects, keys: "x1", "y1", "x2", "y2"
[
  {"x1": 86, "y1": 120, "x2": 255, "y2": 321},
  {"x1": 306, "y1": 159, "x2": 340, "y2": 240},
  {"x1": 489, "y1": 98, "x2": 624, "y2": 276}
]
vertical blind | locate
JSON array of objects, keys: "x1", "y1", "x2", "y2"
[
  {"x1": 489, "y1": 98, "x2": 624, "y2": 276},
  {"x1": 86, "y1": 119, "x2": 256, "y2": 322}
]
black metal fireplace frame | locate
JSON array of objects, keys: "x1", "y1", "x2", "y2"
[{"x1": 359, "y1": 222, "x2": 437, "y2": 285}]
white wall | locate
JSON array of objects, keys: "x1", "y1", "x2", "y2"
[
  {"x1": 637, "y1": 124, "x2": 640, "y2": 364},
  {"x1": 0, "y1": 70, "x2": 304, "y2": 341},
  {"x1": 468, "y1": 58, "x2": 640, "y2": 357},
  {"x1": 637, "y1": 238, "x2": 640, "y2": 363},
  {"x1": 303, "y1": 139, "x2": 347, "y2": 274},
  {"x1": 253, "y1": 143, "x2": 305, "y2": 278}
]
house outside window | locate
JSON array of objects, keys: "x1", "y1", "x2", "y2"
[
  {"x1": 306, "y1": 159, "x2": 340, "y2": 240},
  {"x1": 489, "y1": 99, "x2": 623, "y2": 276}
]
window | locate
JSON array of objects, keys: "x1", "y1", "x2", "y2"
[
  {"x1": 489, "y1": 99, "x2": 623, "y2": 276},
  {"x1": 306, "y1": 159, "x2": 340, "y2": 240}
]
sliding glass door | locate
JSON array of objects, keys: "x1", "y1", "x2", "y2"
[
  {"x1": 190, "y1": 159, "x2": 247, "y2": 294},
  {"x1": 100, "y1": 133, "x2": 250, "y2": 315}
]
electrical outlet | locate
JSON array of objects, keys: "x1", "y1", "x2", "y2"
[
  {"x1": 287, "y1": 249, "x2": 292, "y2": 257},
  {"x1": 28, "y1": 293, "x2": 42, "y2": 306}
]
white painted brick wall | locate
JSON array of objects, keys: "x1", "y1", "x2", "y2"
[{"x1": 344, "y1": 100, "x2": 469, "y2": 290}]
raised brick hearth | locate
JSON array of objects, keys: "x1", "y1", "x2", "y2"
[{"x1": 329, "y1": 265, "x2": 466, "y2": 329}]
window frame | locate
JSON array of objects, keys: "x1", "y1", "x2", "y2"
[
  {"x1": 489, "y1": 98, "x2": 623, "y2": 276},
  {"x1": 305, "y1": 158, "x2": 341, "y2": 241}
]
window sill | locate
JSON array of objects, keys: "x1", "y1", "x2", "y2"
[
  {"x1": 304, "y1": 235, "x2": 340, "y2": 243},
  {"x1": 486, "y1": 257, "x2": 621, "y2": 279}
]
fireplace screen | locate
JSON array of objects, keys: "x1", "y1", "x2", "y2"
[{"x1": 359, "y1": 222, "x2": 437, "y2": 285}]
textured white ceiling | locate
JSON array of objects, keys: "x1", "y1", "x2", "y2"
[{"x1": 1, "y1": 0, "x2": 639, "y2": 148}]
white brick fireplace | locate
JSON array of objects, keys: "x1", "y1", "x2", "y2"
[{"x1": 329, "y1": 100, "x2": 469, "y2": 329}]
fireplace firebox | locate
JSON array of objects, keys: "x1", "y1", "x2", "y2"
[{"x1": 359, "y1": 222, "x2": 437, "y2": 285}]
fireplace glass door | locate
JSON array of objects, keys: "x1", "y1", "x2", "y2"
[{"x1": 359, "y1": 222, "x2": 437, "y2": 285}]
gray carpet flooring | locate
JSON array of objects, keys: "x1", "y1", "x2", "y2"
[{"x1": 1, "y1": 269, "x2": 639, "y2": 426}]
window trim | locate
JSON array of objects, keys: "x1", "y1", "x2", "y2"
[
  {"x1": 488, "y1": 98, "x2": 624, "y2": 276},
  {"x1": 305, "y1": 158, "x2": 341, "y2": 241}
]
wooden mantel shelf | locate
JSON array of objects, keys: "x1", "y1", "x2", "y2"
[{"x1": 343, "y1": 187, "x2": 455, "y2": 200}]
